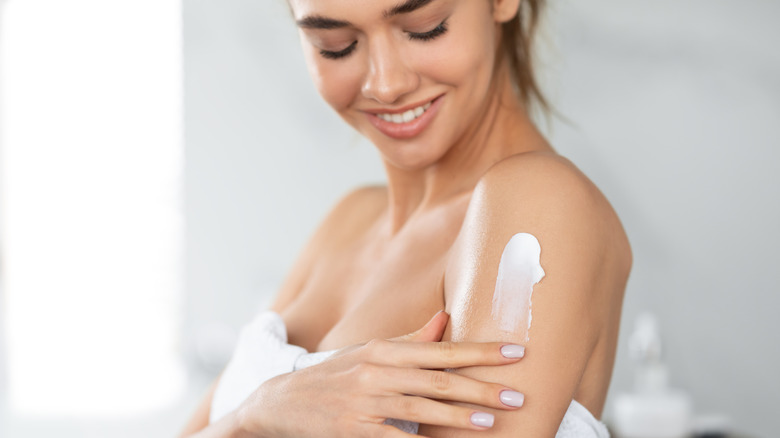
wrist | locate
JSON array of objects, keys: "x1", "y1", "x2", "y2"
[{"x1": 234, "y1": 403, "x2": 271, "y2": 438}]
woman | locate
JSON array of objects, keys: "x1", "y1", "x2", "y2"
[{"x1": 181, "y1": 0, "x2": 631, "y2": 436}]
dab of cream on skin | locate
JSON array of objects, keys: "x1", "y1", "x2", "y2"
[{"x1": 491, "y1": 233, "x2": 545, "y2": 341}]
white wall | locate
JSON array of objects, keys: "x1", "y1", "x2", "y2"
[
  {"x1": 544, "y1": 2, "x2": 780, "y2": 436},
  {"x1": 183, "y1": 0, "x2": 780, "y2": 436}
]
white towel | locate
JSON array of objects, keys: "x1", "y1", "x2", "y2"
[
  {"x1": 556, "y1": 397, "x2": 610, "y2": 438},
  {"x1": 209, "y1": 311, "x2": 308, "y2": 423}
]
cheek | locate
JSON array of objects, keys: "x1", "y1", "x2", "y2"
[
  {"x1": 415, "y1": 16, "x2": 496, "y2": 97},
  {"x1": 302, "y1": 46, "x2": 363, "y2": 113}
]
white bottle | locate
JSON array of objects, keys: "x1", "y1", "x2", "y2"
[{"x1": 612, "y1": 313, "x2": 692, "y2": 438}]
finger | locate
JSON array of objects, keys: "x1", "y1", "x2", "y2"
[
  {"x1": 331, "y1": 312, "x2": 449, "y2": 361},
  {"x1": 361, "y1": 338, "x2": 524, "y2": 369},
  {"x1": 378, "y1": 395, "x2": 495, "y2": 430},
  {"x1": 376, "y1": 367, "x2": 523, "y2": 411},
  {"x1": 390, "y1": 311, "x2": 449, "y2": 343},
  {"x1": 332, "y1": 312, "x2": 448, "y2": 360}
]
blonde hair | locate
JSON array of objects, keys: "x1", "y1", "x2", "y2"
[{"x1": 499, "y1": 0, "x2": 549, "y2": 114}]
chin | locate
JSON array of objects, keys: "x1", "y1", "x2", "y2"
[
  {"x1": 375, "y1": 142, "x2": 448, "y2": 172},
  {"x1": 361, "y1": 120, "x2": 455, "y2": 172}
]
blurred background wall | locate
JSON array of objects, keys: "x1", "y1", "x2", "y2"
[{"x1": 1, "y1": 0, "x2": 778, "y2": 437}]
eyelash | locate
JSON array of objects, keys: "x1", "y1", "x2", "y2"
[
  {"x1": 319, "y1": 19, "x2": 449, "y2": 60},
  {"x1": 320, "y1": 41, "x2": 358, "y2": 60},
  {"x1": 408, "y1": 19, "x2": 449, "y2": 41}
]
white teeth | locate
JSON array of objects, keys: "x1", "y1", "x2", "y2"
[{"x1": 376, "y1": 99, "x2": 434, "y2": 124}]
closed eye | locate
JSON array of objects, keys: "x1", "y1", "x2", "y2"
[
  {"x1": 319, "y1": 40, "x2": 358, "y2": 60},
  {"x1": 318, "y1": 18, "x2": 449, "y2": 60},
  {"x1": 407, "y1": 19, "x2": 448, "y2": 41}
]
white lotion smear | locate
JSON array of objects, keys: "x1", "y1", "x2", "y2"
[{"x1": 491, "y1": 233, "x2": 545, "y2": 341}]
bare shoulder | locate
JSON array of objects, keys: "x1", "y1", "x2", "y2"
[
  {"x1": 269, "y1": 184, "x2": 387, "y2": 313},
  {"x1": 447, "y1": 150, "x2": 632, "y2": 325},
  {"x1": 329, "y1": 184, "x2": 388, "y2": 214},
  {"x1": 315, "y1": 184, "x2": 388, "y2": 248},
  {"x1": 470, "y1": 150, "x2": 632, "y2": 325},
  {"x1": 477, "y1": 151, "x2": 610, "y2": 221},
  {"x1": 472, "y1": 150, "x2": 631, "y2": 273},
  {"x1": 281, "y1": 183, "x2": 388, "y2": 266}
]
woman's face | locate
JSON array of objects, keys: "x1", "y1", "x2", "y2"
[{"x1": 289, "y1": 0, "x2": 519, "y2": 171}]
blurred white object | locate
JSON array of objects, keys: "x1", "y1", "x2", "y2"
[
  {"x1": 613, "y1": 313, "x2": 692, "y2": 438},
  {"x1": 613, "y1": 391, "x2": 692, "y2": 438},
  {"x1": 628, "y1": 313, "x2": 662, "y2": 364}
]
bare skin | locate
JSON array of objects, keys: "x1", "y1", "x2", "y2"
[
  {"x1": 180, "y1": 0, "x2": 631, "y2": 436},
  {"x1": 276, "y1": 99, "x2": 629, "y2": 436}
]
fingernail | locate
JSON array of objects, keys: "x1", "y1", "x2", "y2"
[
  {"x1": 500, "y1": 390, "x2": 525, "y2": 407},
  {"x1": 470, "y1": 412, "x2": 495, "y2": 428},
  {"x1": 500, "y1": 344, "x2": 525, "y2": 358}
]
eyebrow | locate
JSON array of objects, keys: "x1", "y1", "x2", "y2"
[
  {"x1": 296, "y1": 15, "x2": 351, "y2": 30},
  {"x1": 296, "y1": 0, "x2": 436, "y2": 29},
  {"x1": 384, "y1": 0, "x2": 435, "y2": 18}
]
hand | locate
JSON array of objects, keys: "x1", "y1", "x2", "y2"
[{"x1": 236, "y1": 311, "x2": 527, "y2": 437}]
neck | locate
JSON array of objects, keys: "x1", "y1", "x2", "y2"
[{"x1": 381, "y1": 66, "x2": 553, "y2": 235}]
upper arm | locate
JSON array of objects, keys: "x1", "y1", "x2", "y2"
[
  {"x1": 419, "y1": 153, "x2": 630, "y2": 437},
  {"x1": 269, "y1": 185, "x2": 387, "y2": 313}
]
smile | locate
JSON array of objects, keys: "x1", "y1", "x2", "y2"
[
  {"x1": 375, "y1": 101, "x2": 432, "y2": 124},
  {"x1": 364, "y1": 94, "x2": 444, "y2": 140}
]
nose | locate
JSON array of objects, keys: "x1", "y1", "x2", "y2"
[{"x1": 361, "y1": 36, "x2": 419, "y2": 105}]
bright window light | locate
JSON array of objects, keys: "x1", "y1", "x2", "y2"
[{"x1": 0, "y1": 0, "x2": 184, "y2": 416}]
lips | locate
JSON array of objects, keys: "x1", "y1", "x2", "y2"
[{"x1": 364, "y1": 95, "x2": 444, "y2": 140}]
